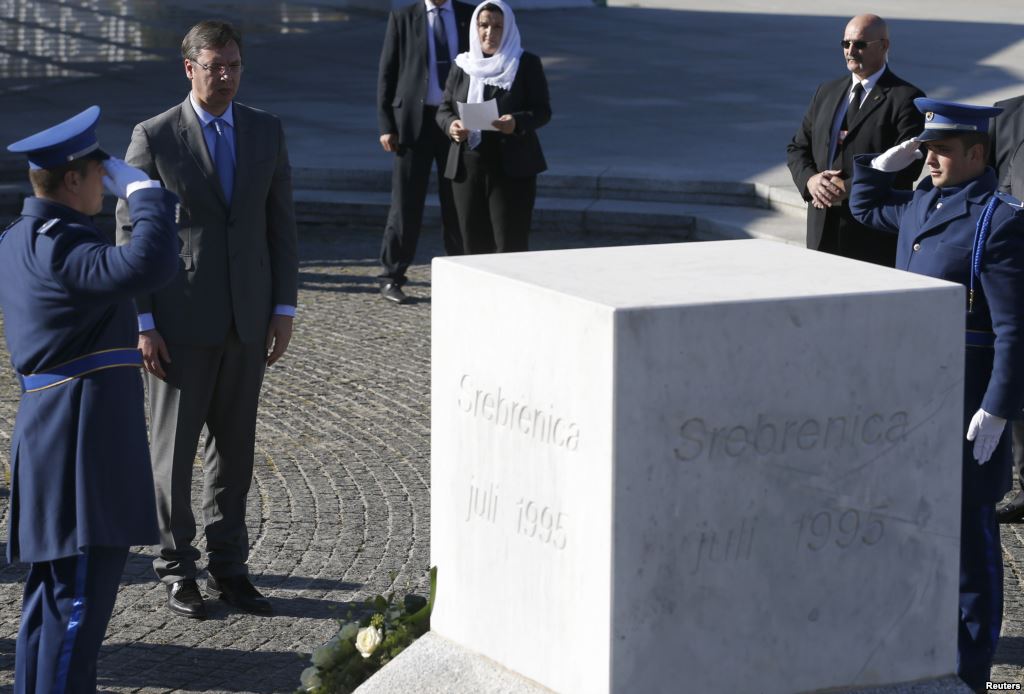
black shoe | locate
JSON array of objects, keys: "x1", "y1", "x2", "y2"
[
  {"x1": 381, "y1": 282, "x2": 410, "y2": 304},
  {"x1": 166, "y1": 579, "x2": 208, "y2": 619},
  {"x1": 207, "y1": 575, "x2": 272, "y2": 615},
  {"x1": 997, "y1": 492, "x2": 1024, "y2": 523}
]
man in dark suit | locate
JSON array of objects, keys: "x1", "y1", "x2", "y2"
[
  {"x1": 787, "y1": 14, "x2": 925, "y2": 267},
  {"x1": 377, "y1": 0, "x2": 472, "y2": 304},
  {"x1": 2, "y1": 108, "x2": 178, "y2": 691},
  {"x1": 115, "y1": 20, "x2": 299, "y2": 619},
  {"x1": 990, "y1": 95, "x2": 1024, "y2": 524}
]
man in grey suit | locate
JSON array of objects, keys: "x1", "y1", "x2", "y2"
[{"x1": 115, "y1": 19, "x2": 298, "y2": 619}]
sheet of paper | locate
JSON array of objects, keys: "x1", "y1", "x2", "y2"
[{"x1": 458, "y1": 99, "x2": 500, "y2": 131}]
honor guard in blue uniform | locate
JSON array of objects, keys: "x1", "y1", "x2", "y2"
[
  {"x1": 849, "y1": 98, "x2": 1024, "y2": 692},
  {"x1": 2, "y1": 107, "x2": 179, "y2": 692}
]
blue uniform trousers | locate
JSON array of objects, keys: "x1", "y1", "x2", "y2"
[
  {"x1": 958, "y1": 504, "x2": 1002, "y2": 688},
  {"x1": 15, "y1": 546, "x2": 128, "y2": 694}
]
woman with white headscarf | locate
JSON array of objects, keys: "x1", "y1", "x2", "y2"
[{"x1": 436, "y1": 0, "x2": 551, "y2": 253}]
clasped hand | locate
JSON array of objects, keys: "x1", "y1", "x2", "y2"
[{"x1": 808, "y1": 170, "x2": 847, "y2": 209}]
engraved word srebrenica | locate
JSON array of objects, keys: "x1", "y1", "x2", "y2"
[
  {"x1": 674, "y1": 411, "x2": 909, "y2": 462},
  {"x1": 458, "y1": 374, "x2": 580, "y2": 451}
]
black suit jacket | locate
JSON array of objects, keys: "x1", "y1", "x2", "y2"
[
  {"x1": 990, "y1": 94, "x2": 1024, "y2": 190},
  {"x1": 786, "y1": 67, "x2": 925, "y2": 265},
  {"x1": 377, "y1": 0, "x2": 473, "y2": 144},
  {"x1": 436, "y1": 51, "x2": 551, "y2": 180}
]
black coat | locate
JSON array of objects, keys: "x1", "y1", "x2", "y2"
[
  {"x1": 377, "y1": 0, "x2": 474, "y2": 145},
  {"x1": 437, "y1": 51, "x2": 551, "y2": 180},
  {"x1": 990, "y1": 94, "x2": 1024, "y2": 188},
  {"x1": 787, "y1": 67, "x2": 925, "y2": 265}
]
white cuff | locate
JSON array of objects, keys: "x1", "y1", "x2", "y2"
[
  {"x1": 137, "y1": 312, "x2": 156, "y2": 332},
  {"x1": 274, "y1": 304, "x2": 296, "y2": 317},
  {"x1": 126, "y1": 180, "x2": 163, "y2": 198}
]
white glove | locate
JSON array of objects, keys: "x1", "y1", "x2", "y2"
[
  {"x1": 870, "y1": 139, "x2": 923, "y2": 173},
  {"x1": 966, "y1": 408, "x2": 1006, "y2": 465},
  {"x1": 102, "y1": 157, "x2": 150, "y2": 199}
]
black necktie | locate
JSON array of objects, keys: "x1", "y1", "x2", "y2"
[
  {"x1": 844, "y1": 82, "x2": 864, "y2": 129},
  {"x1": 433, "y1": 7, "x2": 450, "y2": 88}
]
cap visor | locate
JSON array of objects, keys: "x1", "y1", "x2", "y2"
[{"x1": 916, "y1": 130, "x2": 951, "y2": 143}]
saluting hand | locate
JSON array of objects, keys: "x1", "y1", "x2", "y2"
[
  {"x1": 492, "y1": 114, "x2": 516, "y2": 134},
  {"x1": 139, "y1": 329, "x2": 170, "y2": 380},
  {"x1": 870, "y1": 139, "x2": 923, "y2": 173}
]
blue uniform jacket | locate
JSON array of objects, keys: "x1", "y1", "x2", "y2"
[
  {"x1": 0, "y1": 189, "x2": 179, "y2": 562},
  {"x1": 850, "y1": 159, "x2": 1024, "y2": 504}
]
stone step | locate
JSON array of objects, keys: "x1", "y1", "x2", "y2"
[
  {"x1": 292, "y1": 188, "x2": 804, "y2": 244},
  {"x1": 0, "y1": 177, "x2": 806, "y2": 247},
  {"x1": 292, "y1": 167, "x2": 810, "y2": 217}
]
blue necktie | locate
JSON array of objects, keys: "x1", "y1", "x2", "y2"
[
  {"x1": 212, "y1": 118, "x2": 234, "y2": 205},
  {"x1": 433, "y1": 7, "x2": 450, "y2": 89}
]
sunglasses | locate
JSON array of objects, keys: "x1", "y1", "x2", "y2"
[{"x1": 841, "y1": 39, "x2": 883, "y2": 50}]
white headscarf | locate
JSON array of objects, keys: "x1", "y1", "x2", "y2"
[{"x1": 454, "y1": 0, "x2": 523, "y2": 148}]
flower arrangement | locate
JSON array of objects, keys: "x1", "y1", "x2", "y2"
[{"x1": 297, "y1": 566, "x2": 437, "y2": 693}]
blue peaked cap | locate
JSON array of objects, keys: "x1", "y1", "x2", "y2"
[
  {"x1": 914, "y1": 98, "x2": 1003, "y2": 142},
  {"x1": 6, "y1": 105, "x2": 110, "y2": 170}
]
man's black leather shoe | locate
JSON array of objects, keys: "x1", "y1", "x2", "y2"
[
  {"x1": 381, "y1": 282, "x2": 411, "y2": 305},
  {"x1": 997, "y1": 493, "x2": 1024, "y2": 523},
  {"x1": 207, "y1": 575, "x2": 272, "y2": 615},
  {"x1": 166, "y1": 579, "x2": 208, "y2": 619}
]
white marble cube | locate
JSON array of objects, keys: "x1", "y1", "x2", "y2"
[{"x1": 430, "y1": 240, "x2": 965, "y2": 694}]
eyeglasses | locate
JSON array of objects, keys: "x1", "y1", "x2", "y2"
[
  {"x1": 192, "y1": 60, "x2": 244, "y2": 75},
  {"x1": 841, "y1": 39, "x2": 883, "y2": 50}
]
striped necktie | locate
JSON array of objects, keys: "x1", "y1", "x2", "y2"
[{"x1": 433, "y1": 7, "x2": 451, "y2": 89}]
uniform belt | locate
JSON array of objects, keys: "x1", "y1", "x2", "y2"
[
  {"x1": 20, "y1": 348, "x2": 143, "y2": 393},
  {"x1": 966, "y1": 330, "x2": 995, "y2": 348}
]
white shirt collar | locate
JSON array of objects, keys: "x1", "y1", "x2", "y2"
[
  {"x1": 189, "y1": 91, "x2": 234, "y2": 128},
  {"x1": 424, "y1": 0, "x2": 448, "y2": 13},
  {"x1": 851, "y1": 64, "x2": 887, "y2": 94}
]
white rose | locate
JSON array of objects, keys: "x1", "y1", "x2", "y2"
[
  {"x1": 355, "y1": 626, "x2": 383, "y2": 659},
  {"x1": 338, "y1": 621, "x2": 359, "y2": 641}
]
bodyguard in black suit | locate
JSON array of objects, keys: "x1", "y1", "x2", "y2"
[
  {"x1": 437, "y1": 0, "x2": 550, "y2": 253},
  {"x1": 377, "y1": 0, "x2": 473, "y2": 304},
  {"x1": 787, "y1": 14, "x2": 924, "y2": 267}
]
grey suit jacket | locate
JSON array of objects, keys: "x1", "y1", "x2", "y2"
[{"x1": 115, "y1": 97, "x2": 298, "y2": 346}]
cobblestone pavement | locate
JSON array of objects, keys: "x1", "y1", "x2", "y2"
[{"x1": 0, "y1": 226, "x2": 687, "y2": 693}]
